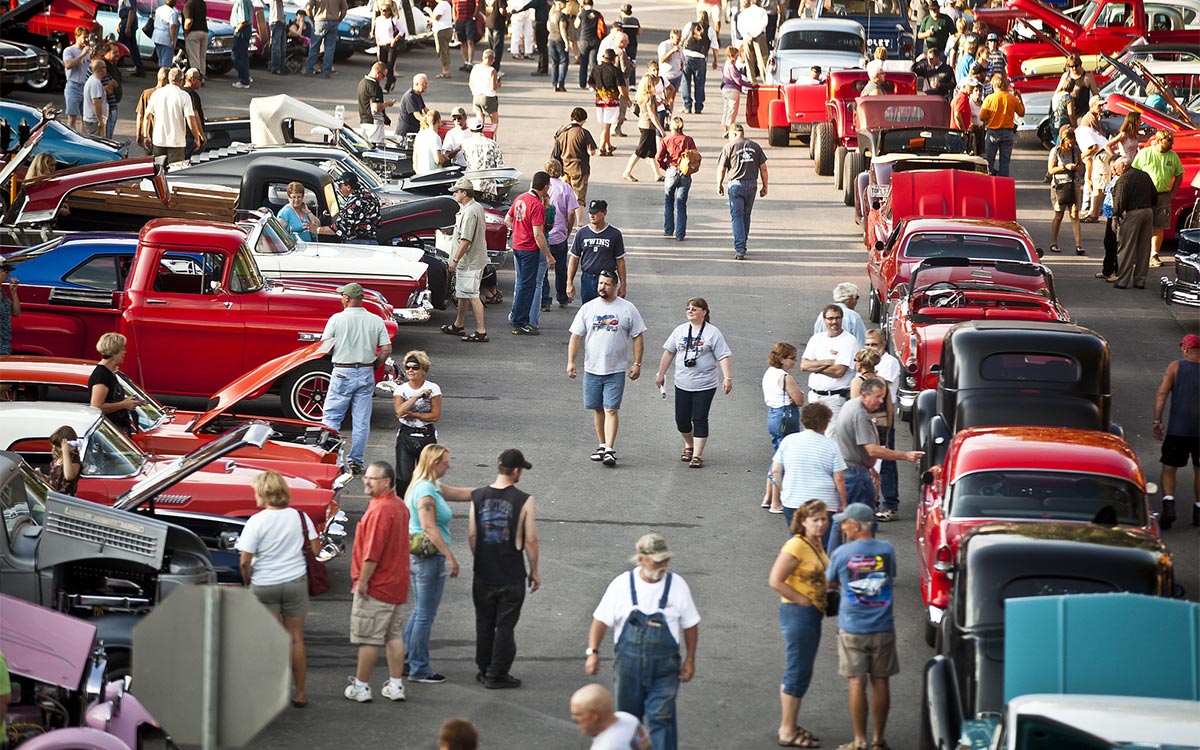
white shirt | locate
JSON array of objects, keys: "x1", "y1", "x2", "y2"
[
  {"x1": 236, "y1": 507, "x2": 317, "y2": 586},
  {"x1": 372, "y1": 13, "x2": 406, "y2": 45},
  {"x1": 153, "y1": 3, "x2": 181, "y2": 47},
  {"x1": 146, "y1": 84, "x2": 195, "y2": 148},
  {"x1": 395, "y1": 378, "x2": 441, "y2": 427},
  {"x1": 569, "y1": 296, "x2": 648, "y2": 376},
  {"x1": 802, "y1": 330, "x2": 858, "y2": 392},
  {"x1": 590, "y1": 712, "x2": 651, "y2": 750},
  {"x1": 773, "y1": 429, "x2": 848, "y2": 510},
  {"x1": 736, "y1": 4, "x2": 768, "y2": 39},
  {"x1": 412, "y1": 128, "x2": 444, "y2": 174},
  {"x1": 593, "y1": 569, "x2": 701, "y2": 644},
  {"x1": 761, "y1": 366, "x2": 794, "y2": 408},
  {"x1": 657, "y1": 38, "x2": 682, "y2": 80},
  {"x1": 876, "y1": 351, "x2": 900, "y2": 403},
  {"x1": 469, "y1": 63, "x2": 497, "y2": 97},
  {"x1": 430, "y1": 0, "x2": 454, "y2": 31},
  {"x1": 441, "y1": 124, "x2": 470, "y2": 167}
]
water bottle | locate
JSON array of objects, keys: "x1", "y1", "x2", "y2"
[{"x1": 334, "y1": 104, "x2": 345, "y2": 128}]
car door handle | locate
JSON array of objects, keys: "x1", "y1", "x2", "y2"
[{"x1": 145, "y1": 299, "x2": 167, "y2": 305}]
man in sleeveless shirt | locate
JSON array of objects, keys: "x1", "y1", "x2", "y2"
[
  {"x1": 468, "y1": 448, "x2": 541, "y2": 688},
  {"x1": 1152, "y1": 334, "x2": 1200, "y2": 529}
]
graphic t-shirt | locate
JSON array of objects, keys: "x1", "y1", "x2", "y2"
[
  {"x1": 718, "y1": 138, "x2": 767, "y2": 183},
  {"x1": 395, "y1": 379, "x2": 441, "y2": 428},
  {"x1": 827, "y1": 538, "x2": 896, "y2": 634},
  {"x1": 569, "y1": 297, "x2": 647, "y2": 376},
  {"x1": 507, "y1": 191, "x2": 547, "y2": 251},
  {"x1": 662, "y1": 321, "x2": 731, "y2": 392},
  {"x1": 568, "y1": 224, "x2": 625, "y2": 274},
  {"x1": 469, "y1": 484, "x2": 529, "y2": 586}
]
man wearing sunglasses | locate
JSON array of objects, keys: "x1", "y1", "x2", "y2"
[{"x1": 442, "y1": 106, "x2": 472, "y2": 167}]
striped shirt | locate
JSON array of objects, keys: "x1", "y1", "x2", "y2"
[{"x1": 772, "y1": 430, "x2": 847, "y2": 511}]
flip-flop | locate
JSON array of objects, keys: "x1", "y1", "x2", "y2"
[{"x1": 761, "y1": 498, "x2": 772, "y2": 509}]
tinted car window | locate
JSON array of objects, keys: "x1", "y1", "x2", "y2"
[
  {"x1": 950, "y1": 471, "x2": 1147, "y2": 526},
  {"x1": 979, "y1": 353, "x2": 1080, "y2": 383},
  {"x1": 64, "y1": 255, "x2": 119, "y2": 291},
  {"x1": 905, "y1": 234, "x2": 1028, "y2": 261},
  {"x1": 778, "y1": 30, "x2": 864, "y2": 54}
]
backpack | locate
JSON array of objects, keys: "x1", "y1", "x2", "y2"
[{"x1": 678, "y1": 148, "x2": 702, "y2": 176}]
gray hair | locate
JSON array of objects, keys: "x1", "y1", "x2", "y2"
[
  {"x1": 860, "y1": 377, "x2": 887, "y2": 395},
  {"x1": 833, "y1": 282, "x2": 860, "y2": 303},
  {"x1": 413, "y1": 73, "x2": 428, "y2": 85},
  {"x1": 1112, "y1": 156, "x2": 1130, "y2": 171}
]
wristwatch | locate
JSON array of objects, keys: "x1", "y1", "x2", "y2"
[{"x1": 585, "y1": 647, "x2": 598, "y2": 656}]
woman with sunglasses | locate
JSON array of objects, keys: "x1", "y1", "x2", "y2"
[
  {"x1": 393, "y1": 350, "x2": 443, "y2": 497},
  {"x1": 654, "y1": 297, "x2": 732, "y2": 468}
]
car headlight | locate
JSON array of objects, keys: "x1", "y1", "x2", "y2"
[
  {"x1": 0, "y1": 59, "x2": 7, "y2": 72},
  {"x1": 37, "y1": 54, "x2": 49, "y2": 66}
]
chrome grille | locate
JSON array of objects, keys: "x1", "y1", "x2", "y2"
[
  {"x1": 1175, "y1": 257, "x2": 1199, "y2": 285},
  {"x1": 45, "y1": 505, "x2": 159, "y2": 557}
]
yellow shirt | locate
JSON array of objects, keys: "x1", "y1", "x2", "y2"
[
  {"x1": 780, "y1": 536, "x2": 829, "y2": 611},
  {"x1": 979, "y1": 90, "x2": 1025, "y2": 130}
]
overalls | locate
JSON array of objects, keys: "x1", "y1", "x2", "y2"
[{"x1": 614, "y1": 571, "x2": 681, "y2": 750}]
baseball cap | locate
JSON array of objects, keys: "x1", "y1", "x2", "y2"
[
  {"x1": 185, "y1": 67, "x2": 203, "y2": 80},
  {"x1": 986, "y1": 32, "x2": 999, "y2": 41},
  {"x1": 963, "y1": 77, "x2": 982, "y2": 89},
  {"x1": 588, "y1": 199, "x2": 608, "y2": 213},
  {"x1": 635, "y1": 532, "x2": 672, "y2": 562},
  {"x1": 621, "y1": 2, "x2": 632, "y2": 12},
  {"x1": 450, "y1": 105, "x2": 467, "y2": 118},
  {"x1": 468, "y1": 117, "x2": 484, "y2": 131},
  {"x1": 0, "y1": 260, "x2": 14, "y2": 272},
  {"x1": 498, "y1": 448, "x2": 533, "y2": 470},
  {"x1": 338, "y1": 282, "x2": 365, "y2": 300},
  {"x1": 1183, "y1": 334, "x2": 1200, "y2": 349},
  {"x1": 725, "y1": 123, "x2": 744, "y2": 138},
  {"x1": 449, "y1": 177, "x2": 474, "y2": 192},
  {"x1": 832, "y1": 503, "x2": 875, "y2": 525},
  {"x1": 336, "y1": 172, "x2": 360, "y2": 188}
]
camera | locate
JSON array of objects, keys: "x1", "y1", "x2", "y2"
[{"x1": 683, "y1": 358, "x2": 697, "y2": 368}]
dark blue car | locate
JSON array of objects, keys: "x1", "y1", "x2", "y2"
[
  {"x1": 824, "y1": 0, "x2": 914, "y2": 60},
  {"x1": 3, "y1": 234, "x2": 141, "y2": 297},
  {"x1": 1, "y1": 100, "x2": 127, "y2": 167}
]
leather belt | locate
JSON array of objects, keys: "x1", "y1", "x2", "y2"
[
  {"x1": 333, "y1": 363, "x2": 375, "y2": 368},
  {"x1": 811, "y1": 388, "x2": 850, "y2": 398}
]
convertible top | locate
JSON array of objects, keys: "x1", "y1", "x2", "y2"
[{"x1": 250, "y1": 95, "x2": 344, "y2": 146}]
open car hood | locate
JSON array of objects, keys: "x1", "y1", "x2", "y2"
[
  {"x1": 11, "y1": 157, "x2": 169, "y2": 225},
  {"x1": 1103, "y1": 93, "x2": 1197, "y2": 131},
  {"x1": 889, "y1": 171, "x2": 1017, "y2": 223},
  {"x1": 188, "y1": 340, "x2": 333, "y2": 432},
  {"x1": 113, "y1": 423, "x2": 272, "y2": 511},
  {"x1": 0, "y1": 0, "x2": 98, "y2": 29},
  {"x1": 249, "y1": 94, "x2": 343, "y2": 145},
  {"x1": 0, "y1": 593, "x2": 97, "y2": 689},
  {"x1": 1004, "y1": 0, "x2": 1083, "y2": 43}
]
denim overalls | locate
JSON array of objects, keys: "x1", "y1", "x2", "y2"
[{"x1": 614, "y1": 571, "x2": 681, "y2": 750}]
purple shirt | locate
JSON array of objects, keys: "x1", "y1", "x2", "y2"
[
  {"x1": 547, "y1": 176, "x2": 579, "y2": 245},
  {"x1": 722, "y1": 60, "x2": 750, "y2": 91}
]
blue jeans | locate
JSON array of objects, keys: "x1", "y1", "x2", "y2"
[
  {"x1": 767, "y1": 404, "x2": 799, "y2": 452},
  {"x1": 879, "y1": 427, "x2": 898, "y2": 510},
  {"x1": 105, "y1": 105, "x2": 118, "y2": 140},
  {"x1": 270, "y1": 21, "x2": 286, "y2": 73},
  {"x1": 232, "y1": 25, "x2": 252, "y2": 84},
  {"x1": 509, "y1": 249, "x2": 540, "y2": 328},
  {"x1": 984, "y1": 128, "x2": 1015, "y2": 177},
  {"x1": 527, "y1": 251, "x2": 548, "y2": 328},
  {"x1": 403, "y1": 554, "x2": 447, "y2": 679},
  {"x1": 306, "y1": 19, "x2": 338, "y2": 76},
  {"x1": 321, "y1": 365, "x2": 374, "y2": 465},
  {"x1": 543, "y1": 240, "x2": 568, "y2": 305},
  {"x1": 579, "y1": 271, "x2": 600, "y2": 303},
  {"x1": 780, "y1": 602, "x2": 822, "y2": 697},
  {"x1": 663, "y1": 168, "x2": 691, "y2": 240},
  {"x1": 681, "y1": 55, "x2": 707, "y2": 112},
  {"x1": 727, "y1": 179, "x2": 757, "y2": 256},
  {"x1": 549, "y1": 40, "x2": 568, "y2": 88}
]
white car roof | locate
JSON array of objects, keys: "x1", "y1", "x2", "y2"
[
  {"x1": 777, "y1": 18, "x2": 866, "y2": 36},
  {"x1": 0, "y1": 403, "x2": 103, "y2": 445},
  {"x1": 1004, "y1": 695, "x2": 1200, "y2": 749}
]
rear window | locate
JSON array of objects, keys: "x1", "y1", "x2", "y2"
[
  {"x1": 979, "y1": 353, "x2": 1079, "y2": 383},
  {"x1": 777, "y1": 30, "x2": 863, "y2": 55},
  {"x1": 904, "y1": 234, "x2": 1028, "y2": 261},
  {"x1": 64, "y1": 255, "x2": 120, "y2": 292}
]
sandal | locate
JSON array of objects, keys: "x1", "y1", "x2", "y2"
[
  {"x1": 835, "y1": 743, "x2": 866, "y2": 750},
  {"x1": 622, "y1": 174, "x2": 638, "y2": 182},
  {"x1": 484, "y1": 290, "x2": 504, "y2": 305},
  {"x1": 441, "y1": 323, "x2": 465, "y2": 336},
  {"x1": 436, "y1": 73, "x2": 451, "y2": 79},
  {"x1": 761, "y1": 497, "x2": 771, "y2": 509},
  {"x1": 461, "y1": 331, "x2": 490, "y2": 342},
  {"x1": 689, "y1": 456, "x2": 704, "y2": 468},
  {"x1": 680, "y1": 447, "x2": 693, "y2": 462},
  {"x1": 796, "y1": 727, "x2": 821, "y2": 744},
  {"x1": 869, "y1": 741, "x2": 889, "y2": 750},
  {"x1": 1049, "y1": 244, "x2": 1061, "y2": 253},
  {"x1": 779, "y1": 734, "x2": 819, "y2": 748}
]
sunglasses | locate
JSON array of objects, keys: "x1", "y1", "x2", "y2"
[
  {"x1": 403, "y1": 363, "x2": 421, "y2": 370},
  {"x1": 824, "y1": 316, "x2": 843, "y2": 321}
]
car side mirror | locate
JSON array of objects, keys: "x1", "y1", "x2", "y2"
[
  {"x1": 921, "y1": 470, "x2": 935, "y2": 485},
  {"x1": 874, "y1": 241, "x2": 884, "y2": 252},
  {"x1": 208, "y1": 281, "x2": 223, "y2": 293},
  {"x1": 1035, "y1": 247, "x2": 1044, "y2": 258},
  {"x1": 929, "y1": 363, "x2": 941, "y2": 374}
]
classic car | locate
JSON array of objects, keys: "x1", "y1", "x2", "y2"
[
  {"x1": 809, "y1": 0, "x2": 912, "y2": 60},
  {"x1": 888, "y1": 257, "x2": 1069, "y2": 414},
  {"x1": 911, "y1": 321, "x2": 1117, "y2": 465},
  {"x1": 94, "y1": 0, "x2": 237, "y2": 75},
  {"x1": 0, "y1": 402, "x2": 342, "y2": 534},
  {"x1": 866, "y1": 215, "x2": 1036, "y2": 326},
  {"x1": 1163, "y1": 223, "x2": 1200, "y2": 306},
  {"x1": 923, "y1": 522, "x2": 1176, "y2": 745},
  {"x1": 0, "y1": 38, "x2": 50, "y2": 91},
  {"x1": 840, "y1": 94, "x2": 960, "y2": 207},
  {"x1": 1, "y1": 99, "x2": 126, "y2": 168},
  {"x1": 0, "y1": 349, "x2": 349, "y2": 477},
  {"x1": 763, "y1": 18, "x2": 867, "y2": 86},
  {"x1": 205, "y1": 0, "x2": 269, "y2": 60},
  {"x1": 811, "y1": 69, "x2": 917, "y2": 177},
  {"x1": 0, "y1": 0, "x2": 105, "y2": 89},
  {"x1": 281, "y1": 0, "x2": 375, "y2": 58},
  {"x1": 915, "y1": 426, "x2": 1159, "y2": 645},
  {"x1": 925, "y1": 593, "x2": 1198, "y2": 750}
]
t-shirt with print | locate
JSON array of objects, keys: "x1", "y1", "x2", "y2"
[
  {"x1": 578, "y1": 7, "x2": 602, "y2": 42},
  {"x1": 1131, "y1": 147, "x2": 1184, "y2": 193},
  {"x1": 569, "y1": 296, "x2": 647, "y2": 376},
  {"x1": 406, "y1": 479, "x2": 452, "y2": 543},
  {"x1": 592, "y1": 569, "x2": 701, "y2": 644},
  {"x1": 662, "y1": 321, "x2": 731, "y2": 392},
  {"x1": 469, "y1": 483, "x2": 529, "y2": 586},
  {"x1": 395, "y1": 379, "x2": 441, "y2": 428},
  {"x1": 507, "y1": 191, "x2": 547, "y2": 251},
  {"x1": 826, "y1": 538, "x2": 896, "y2": 634},
  {"x1": 236, "y1": 508, "x2": 317, "y2": 586},
  {"x1": 569, "y1": 224, "x2": 624, "y2": 274},
  {"x1": 801, "y1": 330, "x2": 857, "y2": 392},
  {"x1": 833, "y1": 397, "x2": 880, "y2": 470},
  {"x1": 590, "y1": 711, "x2": 652, "y2": 750},
  {"x1": 718, "y1": 137, "x2": 767, "y2": 183}
]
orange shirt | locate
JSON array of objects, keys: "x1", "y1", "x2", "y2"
[
  {"x1": 978, "y1": 90, "x2": 1024, "y2": 130},
  {"x1": 350, "y1": 491, "x2": 411, "y2": 604}
]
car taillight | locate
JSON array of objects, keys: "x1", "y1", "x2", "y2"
[
  {"x1": 906, "y1": 359, "x2": 918, "y2": 374},
  {"x1": 933, "y1": 544, "x2": 953, "y2": 573}
]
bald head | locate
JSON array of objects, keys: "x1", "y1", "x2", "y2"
[{"x1": 570, "y1": 684, "x2": 616, "y2": 737}]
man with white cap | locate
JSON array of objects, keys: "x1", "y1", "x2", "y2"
[
  {"x1": 442, "y1": 106, "x2": 472, "y2": 166},
  {"x1": 462, "y1": 116, "x2": 505, "y2": 173},
  {"x1": 586, "y1": 532, "x2": 700, "y2": 750}
]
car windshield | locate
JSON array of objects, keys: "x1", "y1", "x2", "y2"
[
  {"x1": 878, "y1": 129, "x2": 972, "y2": 154},
  {"x1": 778, "y1": 30, "x2": 864, "y2": 54},
  {"x1": 2, "y1": 463, "x2": 48, "y2": 541},
  {"x1": 228, "y1": 244, "x2": 266, "y2": 293},
  {"x1": 82, "y1": 419, "x2": 147, "y2": 477},
  {"x1": 254, "y1": 217, "x2": 297, "y2": 255},
  {"x1": 119, "y1": 375, "x2": 168, "y2": 432},
  {"x1": 312, "y1": 156, "x2": 384, "y2": 190},
  {"x1": 4, "y1": 236, "x2": 66, "y2": 264},
  {"x1": 950, "y1": 470, "x2": 1147, "y2": 526},
  {"x1": 827, "y1": 0, "x2": 904, "y2": 17},
  {"x1": 904, "y1": 234, "x2": 1029, "y2": 261}
]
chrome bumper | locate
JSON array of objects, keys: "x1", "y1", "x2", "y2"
[
  {"x1": 1161, "y1": 276, "x2": 1200, "y2": 308},
  {"x1": 393, "y1": 289, "x2": 434, "y2": 323},
  {"x1": 318, "y1": 509, "x2": 349, "y2": 561}
]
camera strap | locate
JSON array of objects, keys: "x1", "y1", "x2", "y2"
[{"x1": 685, "y1": 322, "x2": 705, "y2": 359}]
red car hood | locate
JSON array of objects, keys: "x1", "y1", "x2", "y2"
[
  {"x1": 1103, "y1": 93, "x2": 1198, "y2": 132},
  {"x1": 889, "y1": 171, "x2": 1017, "y2": 223},
  {"x1": 187, "y1": 340, "x2": 333, "y2": 432},
  {"x1": 1002, "y1": 0, "x2": 1083, "y2": 43}
]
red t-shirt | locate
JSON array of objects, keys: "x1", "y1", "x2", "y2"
[
  {"x1": 453, "y1": 0, "x2": 476, "y2": 22},
  {"x1": 350, "y1": 491, "x2": 411, "y2": 604},
  {"x1": 951, "y1": 91, "x2": 972, "y2": 130},
  {"x1": 507, "y1": 191, "x2": 546, "y2": 252}
]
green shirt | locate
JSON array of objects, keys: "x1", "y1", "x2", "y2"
[
  {"x1": 1131, "y1": 147, "x2": 1184, "y2": 193},
  {"x1": 920, "y1": 13, "x2": 954, "y2": 53},
  {"x1": 320, "y1": 307, "x2": 390, "y2": 365}
]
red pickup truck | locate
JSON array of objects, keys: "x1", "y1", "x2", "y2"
[{"x1": 7, "y1": 219, "x2": 399, "y2": 421}]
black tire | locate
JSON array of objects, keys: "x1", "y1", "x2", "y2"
[
  {"x1": 277, "y1": 361, "x2": 333, "y2": 422},
  {"x1": 833, "y1": 145, "x2": 847, "y2": 190},
  {"x1": 768, "y1": 125, "x2": 789, "y2": 147},
  {"x1": 924, "y1": 617, "x2": 937, "y2": 648},
  {"x1": 1037, "y1": 118, "x2": 1054, "y2": 151},
  {"x1": 807, "y1": 132, "x2": 815, "y2": 160},
  {"x1": 207, "y1": 59, "x2": 233, "y2": 76},
  {"x1": 813, "y1": 121, "x2": 835, "y2": 177},
  {"x1": 844, "y1": 150, "x2": 866, "y2": 207},
  {"x1": 868, "y1": 288, "x2": 881, "y2": 323}
]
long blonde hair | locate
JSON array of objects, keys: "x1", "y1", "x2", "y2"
[
  {"x1": 406, "y1": 443, "x2": 449, "y2": 501},
  {"x1": 636, "y1": 72, "x2": 658, "y2": 106}
]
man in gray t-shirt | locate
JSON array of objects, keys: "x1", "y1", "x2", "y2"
[
  {"x1": 716, "y1": 124, "x2": 769, "y2": 259},
  {"x1": 834, "y1": 378, "x2": 924, "y2": 518},
  {"x1": 566, "y1": 270, "x2": 647, "y2": 466},
  {"x1": 447, "y1": 178, "x2": 490, "y2": 341}
]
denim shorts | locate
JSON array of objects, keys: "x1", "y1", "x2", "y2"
[
  {"x1": 583, "y1": 371, "x2": 626, "y2": 410},
  {"x1": 780, "y1": 602, "x2": 823, "y2": 697}
]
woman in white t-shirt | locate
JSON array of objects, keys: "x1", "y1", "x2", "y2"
[
  {"x1": 413, "y1": 110, "x2": 449, "y2": 175},
  {"x1": 393, "y1": 349, "x2": 443, "y2": 496},
  {"x1": 653, "y1": 297, "x2": 733, "y2": 469},
  {"x1": 760, "y1": 341, "x2": 806, "y2": 511},
  {"x1": 237, "y1": 471, "x2": 319, "y2": 708}
]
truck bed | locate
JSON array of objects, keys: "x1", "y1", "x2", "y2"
[{"x1": 59, "y1": 181, "x2": 240, "y2": 231}]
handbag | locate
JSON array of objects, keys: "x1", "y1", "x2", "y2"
[
  {"x1": 409, "y1": 531, "x2": 439, "y2": 558},
  {"x1": 825, "y1": 590, "x2": 840, "y2": 618},
  {"x1": 298, "y1": 510, "x2": 331, "y2": 596},
  {"x1": 778, "y1": 374, "x2": 800, "y2": 436},
  {"x1": 142, "y1": 13, "x2": 156, "y2": 39}
]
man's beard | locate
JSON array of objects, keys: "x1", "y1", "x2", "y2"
[{"x1": 641, "y1": 565, "x2": 666, "y2": 581}]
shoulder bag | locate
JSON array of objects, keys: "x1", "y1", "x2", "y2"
[
  {"x1": 142, "y1": 10, "x2": 157, "y2": 38},
  {"x1": 298, "y1": 509, "x2": 331, "y2": 596},
  {"x1": 778, "y1": 373, "x2": 799, "y2": 436}
]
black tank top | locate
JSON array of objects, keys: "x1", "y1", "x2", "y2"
[
  {"x1": 683, "y1": 22, "x2": 709, "y2": 56},
  {"x1": 470, "y1": 484, "x2": 530, "y2": 586}
]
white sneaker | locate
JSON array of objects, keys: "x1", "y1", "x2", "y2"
[
  {"x1": 380, "y1": 682, "x2": 406, "y2": 702},
  {"x1": 344, "y1": 679, "x2": 372, "y2": 702}
]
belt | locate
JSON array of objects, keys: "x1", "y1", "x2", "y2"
[
  {"x1": 333, "y1": 362, "x2": 375, "y2": 368},
  {"x1": 811, "y1": 388, "x2": 850, "y2": 398}
]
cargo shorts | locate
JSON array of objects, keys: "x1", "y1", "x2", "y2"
[{"x1": 350, "y1": 591, "x2": 407, "y2": 645}]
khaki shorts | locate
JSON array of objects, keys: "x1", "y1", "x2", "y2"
[
  {"x1": 350, "y1": 591, "x2": 407, "y2": 645},
  {"x1": 565, "y1": 171, "x2": 589, "y2": 206},
  {"x1": 1153, "y1": 199, "x2": 1170, "y2": 229},
  {"x1": 455, "y1": 267, "x2": 483, "y2": 298},
  {"x1": 251, "y1": 574, "x2": 309, "y2": 618},
  {"x1": 474, "y1": 94, "x2": 498, "y2": 115},
  {"x1": 837, "y1": 630, "x2": 900, "y2": 678}
]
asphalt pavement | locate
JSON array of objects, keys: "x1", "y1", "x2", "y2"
[{"x1": 7, "y1": 3, "x2": 1199, "y2": 747}]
